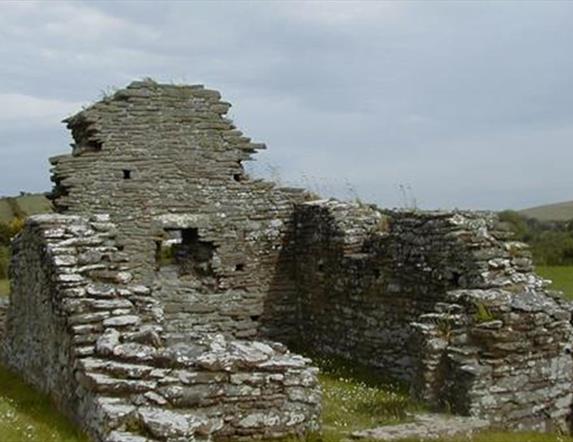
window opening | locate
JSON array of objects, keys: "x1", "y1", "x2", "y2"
[{"x1": 155, "y1": 228, "x2": 217, "y2": 279}]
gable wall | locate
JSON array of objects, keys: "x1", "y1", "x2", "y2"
[{"x1": 50, "y1": 81, "x2": 306, "y2": 341}]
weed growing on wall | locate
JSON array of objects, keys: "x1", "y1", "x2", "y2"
[{"x1": 473, "y1": 301, "x2": 496, "y2": 323}]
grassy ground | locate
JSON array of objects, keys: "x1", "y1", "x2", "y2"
[
  {"x1": 536, "y1": 266, "x2": 573, "y2": 300},
  {"x1": 0, "y1": 278, "x2": 87, "y2": 442},
  {"x1": 15, "y1": 194, "x2": 52, "y2": 217},
  {"x1": 0, "y1": 193, "x2": 51, "y2": 223},
  {"x1": 0, "y1": 365, "x2": 87, "y2": 442},
  {"x1": 0, "y1": 354, "x2": 571, "y2": 442},
  {"x1": 1, "y1": 269, "x2": 573, "y2": 441},
  {"x1": 311, "y1": 355, "x2": 573, "y2": 442},
  {"x1": 441, "y1": 434, "x2": 573, "y2": 442},
  {"x1": 0, "y1": 199, "x2": 17, "y2": 224},
  {"x1": 393, "y1": 434, "x2": 573, "y2": 442},
  {"x1": 314, "y1": 354, "x2": 422, "y2": 437},
  {"x1": 0, "y1": 279, "x2": 9, "y2": 297}
]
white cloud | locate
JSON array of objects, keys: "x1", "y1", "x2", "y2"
[
  {"x1": 274, "y1": 1, "x2": 405, "y2": 26},
  {"x1": 0, "y1": 0, "x2": 572, "y2": 210},
  {"x1": 0, "y1": 1, "x2": 158, "y2": 44},
  {"x1": 0, "y1": 94, "x2": 82, "y2": 122}
]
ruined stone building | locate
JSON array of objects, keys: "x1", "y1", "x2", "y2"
[{"x1": 0, "y1": 80, "x2": 572, "y2": 441}]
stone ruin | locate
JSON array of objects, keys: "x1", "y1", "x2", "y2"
[{"x1": 0, "y1": 79, "x2": 572, "y2": 441}]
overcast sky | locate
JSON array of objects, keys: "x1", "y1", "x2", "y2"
[{"x1": 0, "y1": 0, "x2": 572, "y2": 210}]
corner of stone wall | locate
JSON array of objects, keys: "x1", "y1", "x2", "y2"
[
  {"x1": 410, "y1": 288, "x2": 573, "y2": 431},
  {"x1": 293, "y1": 202, "x2": 573, "y2": 431},
  {"x1": 2, "y1": 213, "x2": 321, "y2": 442},
  {"x1": 404, "y1": 211, "x2": 573, "y2": 430}
]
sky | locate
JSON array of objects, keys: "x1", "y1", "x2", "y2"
[{"x1": 0, "y1": 0, "x2": 572, "y2": 210}]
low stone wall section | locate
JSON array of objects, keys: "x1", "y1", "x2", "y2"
[
  {"x1": 0, "y1": 214, "x2": 320, "y2": 442},
  {"x1": 412, "y1": 288, "x2": 573, "y2": 432},
  {"x1": 293, "y1": 199, "x2": 572, "y2": 430}
]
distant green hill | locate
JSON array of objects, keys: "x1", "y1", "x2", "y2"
[
  {"x1": 519, "y1": 201, "x2": 573, "y2": 222},
  {"x1": 0, "y1": 194, "x2": 52, "y2": 223}
]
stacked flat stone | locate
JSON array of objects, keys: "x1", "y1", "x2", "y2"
[
  {"x1": 4, "y1": 80, "x2": 572, "y2": 438},
  {"x1": 412, "y1": 289, "x2": 573, "y2": 432},
  {"x1": 49, "y1": 79, "x2": 309, "y2": 342},
  {"x1": 352, "y1": 413, "x2": 489, "y2": 440},
  {"x1": 293, "y1": 199, "x2": 573, "y2": 431},
  {"x1": 1, "y1": 215, "x2": 320, "y2": 442}
]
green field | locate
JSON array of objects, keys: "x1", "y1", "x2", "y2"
[
  {"x1": 0, "y1": 280, "x2": 8, "y2": 297},
  {"x1": 536, "y1": 266, "x2": 573, "y2": 300},
  {"x1": 0, "y1": 199, "x2": 14, "y2": 224},
  {"x1": 15, "y1": 194, "x2": 52, "y2": 217},
  {"x1": 0, "y1": 193, "x2": 51, "y2": 223}
]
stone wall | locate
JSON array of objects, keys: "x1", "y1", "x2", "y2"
[
  {"x1": 292, "y1": 199, "x2": 573, "y2": 429},
  {"x1": 293, "y1": 200, "x2": 416, "y2": 376},
  {"x1": 412, "y1": 289, "x2": 573, "y2": 432},
  {"x1": 5, "y1": 79, "x2": 572, "y2": 438},
  {"x1": 293, "y1": 200, "x2": 509, "y2": 380},
  {"x1": 1, "y1": 215, "x2": 320, "y2": 442},
  {"x1": 50, "y1": 80, "x2": 308, "y2": 342}
]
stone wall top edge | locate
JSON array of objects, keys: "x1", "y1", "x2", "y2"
[
  {"x1": 126, "y1": 79, "x2": 205, "y2": 90},
  {"x1": 26, "y1": 213, "x2": 111, "y2": 226},
  {"x1": 297, "y1": 198, "x2": 496, "y2": 219},
  {"x1": 383, "y1": 208, "x2": 497, "y2": 219},
  {"x1": 64, "y1": 79, "x2": 227, "y2": 126},
  {"x1": 446, "y1": 287, "x2": 570, "y2": 305}
]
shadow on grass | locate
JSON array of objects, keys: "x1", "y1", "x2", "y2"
[{"x1": 0, "y1": 364, "x2": 87, "y2": 442}]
